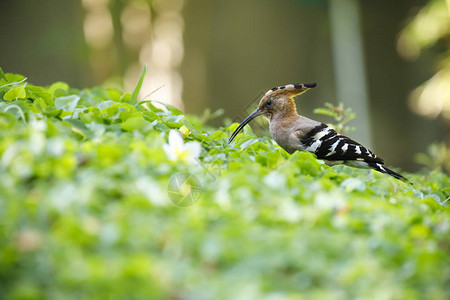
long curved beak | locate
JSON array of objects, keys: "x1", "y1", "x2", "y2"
[{"x1": 228, "y1": 109, "x2": 264, "y2": 144}]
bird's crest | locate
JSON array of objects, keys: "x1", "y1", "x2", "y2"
[{"x1": 264, "y1": 83, "x2": 317, "y2": 98}]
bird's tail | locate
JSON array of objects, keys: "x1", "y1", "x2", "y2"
[{"x1": 366, "y1": 162, "x2": 410, "y2": 183}]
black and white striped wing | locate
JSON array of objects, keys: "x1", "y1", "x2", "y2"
[
  {"x1": 299, "y1": 123, "x2": 383, "y2": 163},
  {"x1": 298, "y1": 123, "x2": 408, "y2": 181}
]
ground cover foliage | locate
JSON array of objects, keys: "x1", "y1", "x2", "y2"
[{"x1": 0, "y1": 68, "x2": 449, "y2": 299}]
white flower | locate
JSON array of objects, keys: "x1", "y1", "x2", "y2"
[{"x1": 163, "y1": 129, "x2": 201, "y2": 164}]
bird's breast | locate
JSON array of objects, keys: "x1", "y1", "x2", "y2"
[{"x1": 269, "y1": 121, "x2": 299, "y2": 154}]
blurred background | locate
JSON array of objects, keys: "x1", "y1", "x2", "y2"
[{"x1": 1, "y1": 0, "x2": 449, "y2": 172}]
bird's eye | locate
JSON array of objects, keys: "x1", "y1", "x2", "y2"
[{"x1": 266, "y1": 99, "x2": 273, "y2": 106}]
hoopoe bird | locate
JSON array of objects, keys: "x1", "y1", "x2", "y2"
[{"x1": 228, "y1": 83, "x2": 408, "y2": 182}]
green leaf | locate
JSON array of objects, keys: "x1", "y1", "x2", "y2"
[
  {"x1": 3, "y1": 104, "x2": 27, "y2": 123},
  {"x1": 65, "y1": 119, "x2": 90, "y2": 138},
  {"x1": 341, "y1": 177, "x2": 366, "y2": 192},
  {"x1": 97, "y1": 100, "x2": 115, "y2": 110},
  {"x1": 239, "y1": 138, "x2": 258, "y2": 149},
  {"x1": 121, "y1": 117, "x2": 147, "y2": 132},
  {"x1": 26, "y1": 86, "x2": 53, "y2": 104},
  {"x1": 1, "y1": 74, "x2": 26, "y2": 87},
  {"x1": 0, "y1": 66, "x2": 8, "y2": 82},
  {"x1": 130, "y1": 65, "x2": 147, "y2": 105},
  {"x1": 54, "y1": 95, "x2": 80, "y2": 112},
  {"x1": 3, "y1": 86, "x2": 26, "y2": 100},
  {"x1": 138, "y1": 100, "x2": 165, "y2": 113},
  {"x1": 49, "y1": 82, "x2": 70, "y2": 95},
  {"x1": 142, "y1": 111, "x2": 159, "y2": 122},
  {"x1": 182, "y1": 119, "x2": 201, "y2": 136},
  {"x1": 151, "y1": 100, "x2": 183, "y2": 116},
  {"x1": 313, "y1": 107, "x2": 337, "y2": 117}
]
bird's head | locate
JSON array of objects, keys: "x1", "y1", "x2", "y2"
[{"x1": 228, "y1": 83, "x2": 316, "y2": 143}]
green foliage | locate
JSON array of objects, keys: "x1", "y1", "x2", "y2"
[
  {"x1": 397, "y1": 0, "x2": 450, "y2": 123},
  {"x1": 314, "y1": 102, "x2": 356, "y2": 134},
  {"x1": 415, "y1": 142, "x2": 450, "y2": 173},
  {"x1": 0, "y1": 70, "x2": 449, "y2": 299},
  {"x1": 0, "y1": 66, "x2": 7, "y2": 82},
  {"x1": 130, "y1": 65, "x2": 147, "y2": 105}
]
